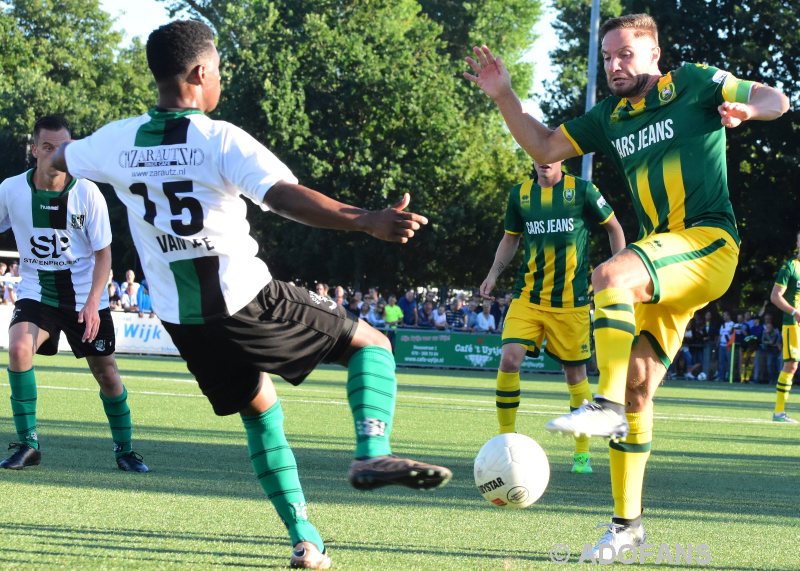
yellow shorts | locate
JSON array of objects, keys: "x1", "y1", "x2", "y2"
[
  {"x1": 628, "y1": 226, "x2": 740, "y2": 367},
  {"x1": 502, "y1": 299, "x2": 591, "y2": 365},
  {"x1": 782, "y1": 324, "x2": 800, "y2": 362}
]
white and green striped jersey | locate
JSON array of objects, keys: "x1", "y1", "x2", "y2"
[
  {"x1": 65, "y1": 108, "x2": 297, "y2": 325},
  {"x1": 0, "y1": 169, "x2": 111, "y2": 312}
]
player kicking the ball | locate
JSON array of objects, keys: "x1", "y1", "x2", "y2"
[
  {"x1": 466, "y1": 12, "x2": 788, "y2": 556},
  {"x1": 481, "y1": 159, "x2": 624, "y2": 475},
  {"x1": 0, "y1": 115, "x2": 148, "y2": 473},
  {"x1": 54, "y1": 20, "x2": 450, "y2": 570}
]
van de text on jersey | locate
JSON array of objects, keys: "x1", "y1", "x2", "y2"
[
  {"x1": 613, "y1": 119, "x2": 674, "y2": 159},
  {"x1": 526, "y1": 218, "x2": 574, "y2": 235},
  {"x1": 156, "y1": 233, "x2": 215, "y2": 254}
]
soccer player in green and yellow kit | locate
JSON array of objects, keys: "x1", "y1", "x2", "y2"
[
  {"x1": 465, "y1": 13, "x2": 788, "y2": 553},
  {"x1": 481, "y1": 160, "x2": 624, "y2": 474},
  {"x1": 769, "y1": 231, "x2": 800, "y2": 424}
]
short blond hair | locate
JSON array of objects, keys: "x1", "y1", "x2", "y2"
[{"x1": 600, "y1": 13, "x2": 659, "y2": 45}]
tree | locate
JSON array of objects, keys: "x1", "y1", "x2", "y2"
[
  {"x1": 539, "y1": 0, "x2": 799, "y2": 311},
  {"x1": 0, "y1": 0, "x2": 154, "y2": 270},
  {"x1": 165, "y1": 0, "x2": 541, "y2": 293}
]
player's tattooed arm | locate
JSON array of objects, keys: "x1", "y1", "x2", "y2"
[
  {"x1": 480, "y1": 232, "x2": 520, "y2": 299},
  {"x1": 264, "y1": 181, "x2": 428, "y2": 244}
]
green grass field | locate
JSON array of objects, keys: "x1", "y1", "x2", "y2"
[{"x1": 0, "y1": 351, "x2": 798, "y2": 570}]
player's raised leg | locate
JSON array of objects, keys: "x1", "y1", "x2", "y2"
[
  {"x1": 339, "y1": 320, "x2": 452, "y2": 491},
  {"x1": 546, "y1": 249, "x2": 652, "y2": 438},
  {"x1": 86, "y1": 354, "x2": 149, "y2": 472},
  {"x1": 0, "y1": 322, "x2": 47, "y2": 469}
]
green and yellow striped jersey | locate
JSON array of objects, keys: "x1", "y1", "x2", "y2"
[
  {"x1": 774, "y1": 258, "x2": 800, "y2": 326},
  {"x1": 505, "y1": 174, "x2": 614, "y2": 310},
  {"x1": 560, "y1": 63, "x2": 754, "y2": 244}
]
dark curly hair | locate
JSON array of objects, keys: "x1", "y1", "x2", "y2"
[
  {"x1": 33, "y1": 115, "x2": 70, "y2": 142},
  {"x1": 146, "y1": 20, "x2": 215, "y2": 81}
]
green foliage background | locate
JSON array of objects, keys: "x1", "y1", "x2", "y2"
[{"x1": 1, "y1": 0, "x2": 797, "y2": 309}]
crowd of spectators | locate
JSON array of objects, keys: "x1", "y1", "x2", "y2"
[
  {"x1": 668, "y1": 302, "x2": 783, "y2": 384},
  {"x1": 328, "y1": 284, "x2": 513, "y2": 336},
  {"x1": 0, "y1": 263, "x2": 792, "y2": 385}
]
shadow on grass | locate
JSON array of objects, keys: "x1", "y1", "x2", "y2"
[{"x1": 0, "y1": 422, "x2": 797, "y2": 524}]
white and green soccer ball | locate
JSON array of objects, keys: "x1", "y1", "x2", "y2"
[{"x1": 474, "y1": 433, "x2": 550, "y2": 509}]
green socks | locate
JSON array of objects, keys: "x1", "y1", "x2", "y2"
[
  {"x1": 100, "y1": 387, "x2": 133, "y2": 458},
  {"x1": 8, "y1": 368, "x2": 39, "y2": 449},
  {"x1": 242, "y1": 402, "x2": 324, "y2": 552},
  {"x1": 347, "y1": 346, "x2": 397, "y2": 458}
]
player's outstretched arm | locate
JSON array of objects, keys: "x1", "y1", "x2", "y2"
[
  {"x1": 464, "y1": 45, "x2": 577, "y2": 164},
  {"x1": 480, "y1": 232, "x2": 520, "y2": 299},
  {"x1": 79, "y1": 245, "x2": 111, "y2": 342},
  {"x1": 718, "y1": 83, "x2": 790, "y2": 128},
  {"x1": 264, "y1": 182, "x2": 428, "y2": 244}
]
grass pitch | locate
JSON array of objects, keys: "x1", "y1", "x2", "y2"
[{"x1": 0, "y1": 351, "x2": 798, "y2": 570}]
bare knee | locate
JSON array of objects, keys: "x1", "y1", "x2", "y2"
[
  {"x1": 8, "y1": 339, "x2": 35, "y2": 371},
  {"x1": 784, "y1": 361, "x2": 798, "y2": 375},
  {"x1": 88, "y1": 357, "x2": 123, "y2": 394}
]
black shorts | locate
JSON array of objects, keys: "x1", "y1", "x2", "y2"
[
  {"x1": 10, "y1": 298, "x2": 116, "y2": 358},
  {"x1": 162, "y1": 279, "x2": 358, "y2": 416}
]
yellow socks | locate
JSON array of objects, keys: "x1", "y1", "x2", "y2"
[
  {"x1": 775, "y1": 370, "x2": 793, "y2": 413},
  {"x1": 610, "y1": 405, "x2": 653, "y2": 519},
  {"x1": 496, "y1": 370, "x2": 521, "y2": 433},
  {"x1": 568, "y1": 378, "x2": 592, "y2": 453},
  {"x1": 594, "y1": 288, "x2": 636, "y2": 405}
]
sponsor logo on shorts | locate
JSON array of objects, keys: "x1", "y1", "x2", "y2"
[{"x1": 308, "y1": 291, "x2": 337, "y2": 311}]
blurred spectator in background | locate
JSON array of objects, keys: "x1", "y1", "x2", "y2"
[
  {"x1": 314, "y1": 282, "x2": 329, "y2": 298},
  {"x1": 358, "y1": 302, "x2": 372, "y2": 322},
  {"x1": 433, "y1": 304, "x2": 448, "y2": 330},
  {"x1": 346, "y1": 297, "x2": 360, "y2": 318},
  {"x1": 717, "y1": 310, "x2": 735, "y2": 381},
  {"x1": 123, "y1": 269, "x2": 140, "y2": 299},
  {"x1": 418, "y1": 301, "x2": 435, "y2": 328},
  {"x1": 701, "y1": 310, "x2": 716, "y2": 379},
  {"x1": 446, "y1": 299, "x2": 466, "y2": 330},
  {"x1": 121, "y1": 282, "x2": 138, "y2": 313},
  {"x1": 367, "y1": 286, "x2": 384, "y2": 305},
  {"x1": 383, "y1": 295, "x2": 403, "y2": 352},
  {"x1": 474, "y1": 300, "x2": 496, "y2": 333},
  {"x1": 333, "y1": 285, "x2": 346, "y2": 306},
  {"x1": 368, "y1": 300, "x2": 387, "y2": 330},
  {"x1": 137, "y1": 279, "x2": 154, "y2": 318},
  {"x1": 398, "y1": 289, "x2": 419, "y2": 327},
  {"x1": 352, "y1": 290, "x2": 364, "y2": 309},
  {"x1": 466, "y1": 299, "x2": 479, "y2": 330},
  {"x1": 3, "y1": 262, "x2": 20, "y2": 305},
  {"x1": 108, "y1": 283, "x2": 122, "y2": 311},
  {"x1": 761, "y1": 319, "x2": 781, "y2": 384},
  {"x1": 107, "y1": 269, "x2": 121, "y2": 294}
]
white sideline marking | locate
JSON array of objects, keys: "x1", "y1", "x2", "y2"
[{"x1": 0, "y1": 382, "x2": 779, "y2": 425}]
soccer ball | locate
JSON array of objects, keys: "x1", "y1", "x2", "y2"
[
  {"x1": 697, "y1": 372, "x2": 707, "y2": 381},
  {"x1": 473, "y1": 433, "x2": 550, "y2": 509}
]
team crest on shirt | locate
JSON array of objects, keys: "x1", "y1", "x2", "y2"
[
  {"x1": 70, "y1": 214, "x2": 86, "y2": 230},
  {"x1": 658, "y1": 82, "x2": 676, "y2": 103},
  {"x1": 563, "y1": 187, "x2": 575, "y2": 205}
]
